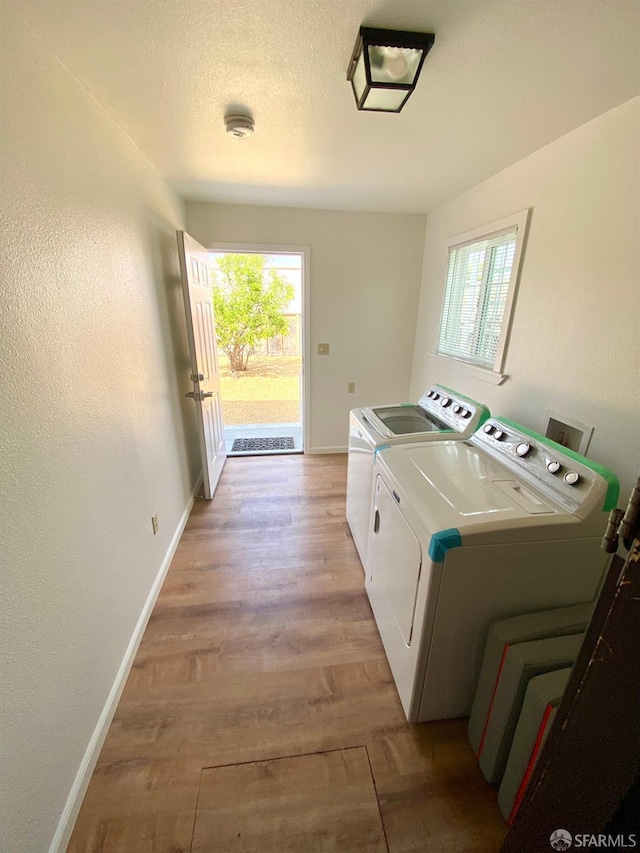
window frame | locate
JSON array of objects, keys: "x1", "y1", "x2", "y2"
[{"x1": 434, "y1": 209, "x2": 530, "y2": 382}]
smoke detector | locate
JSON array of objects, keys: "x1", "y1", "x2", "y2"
[{"x1": 225, "y1": 114, "x2": 255, "y2": 138}]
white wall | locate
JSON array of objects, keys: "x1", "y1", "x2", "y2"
[
  {"x1": 186, "y1": 203, "x2": 426, "y2": 451},
  {"x1": 410, "y1": 98, "x2": 640, "y2": 502},
  {"x1": 0, "y1": 5, "x2": 201, "y2": 851}
]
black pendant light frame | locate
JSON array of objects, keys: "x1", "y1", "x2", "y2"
[{"x1": 347, "y1": 26, "x2": 435, "y2": 113}]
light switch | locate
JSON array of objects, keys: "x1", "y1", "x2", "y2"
[{"x1": 317, "y1": 343, "x2": 330, "y2": 355}]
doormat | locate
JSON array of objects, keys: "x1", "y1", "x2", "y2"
[{"x1": 232, "y1": 436, "x2": 295, "y2": 452}]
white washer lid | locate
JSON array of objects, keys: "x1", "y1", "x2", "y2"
[{"x1": 375, "y1": 441, "x2": 576, "y2": 543}]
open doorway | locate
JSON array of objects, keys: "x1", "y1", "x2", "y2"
[{"x1": 209, "y1": 249, "x2": 305, "y2": 456}]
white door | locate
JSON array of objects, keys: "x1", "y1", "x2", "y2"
[{"x1": 177, "y1": 231, "x2": 226, "y2": 499}]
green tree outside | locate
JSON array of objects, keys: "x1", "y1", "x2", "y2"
[{"x1": 212, "y1": 254, "x2": 295, "y2": 372}]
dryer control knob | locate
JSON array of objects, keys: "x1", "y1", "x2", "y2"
[
  {"x1": 426, "y1": 390, "x2": 434, "y2": 398},
  {"x1": 563, "y1": 471, "x2": 580, "y2": 486},
  {"x1": 493, "y1": 429, "x2": 505, "y2": 440},
  {"x1": 432, "y1": 393, "x2": 440, "y2": 400},
  {"x1": 515, "y1": 442, "x2": 532, "y2": 457},
  {"x1": 463, "y1": 409, "x2": 472, "y2": 418},
  {"x1": 483, "y1": 424, "x2": 494, "y2": 434},
  {"x1": 440, "y1": 397, "x2": 451, "y2": 407},
  {"x1": 547, "y1": 460, "x2": 561, "y2": 474},
  {"x1": 453, "y1": 404, "x2": 462, "y2": 413}
]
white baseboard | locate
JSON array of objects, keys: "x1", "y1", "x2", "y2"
[
  {"x1": 307, "y1": 445, "x2": 347, "y2": 454},
  {"x1": 49, "y1": 476, "x2": 202, "y2": 853}
]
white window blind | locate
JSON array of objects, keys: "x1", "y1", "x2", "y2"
[{"x1": 437, "y1": 229, "x2": 517, "y2": 369}]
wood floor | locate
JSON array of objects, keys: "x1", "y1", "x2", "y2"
[{"x1": 68, "y1": 454, "x2": 506, "y2": 853}]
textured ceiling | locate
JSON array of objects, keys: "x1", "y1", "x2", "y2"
[{"x1": 11, "y1": 0, "x2": 640, "y2": 213}]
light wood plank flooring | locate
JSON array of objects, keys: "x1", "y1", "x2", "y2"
[
  {"x1": 68, "y1": 454, "x2": 505, "y2": 852},
  {"x1": 191, "y1": 747, "x2": 387, "y2": 852}
]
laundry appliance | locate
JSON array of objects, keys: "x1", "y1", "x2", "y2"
[
  {"x1": 346, "y1": 385, "x2": 489, "y2": 569},
  {"x1": 365, "y1": 417, "x2": 619, "y2": 723}
]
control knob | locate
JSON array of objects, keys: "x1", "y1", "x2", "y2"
[
  {"x1": 546, "y1": 460, "x2": 561, "y2": 474},
  {"x1": 440, "y1": 397, "x2": 451, "y2": 407},
  {"x1": 463, "y1": 409, "x2": 472, "y2": 418},
  {"x1": 515, "y1": 442, "x2": 532, "y2": 457},
  {"x1": 453, "y1": 404, "x2": 462, "y2": 413},
  {"x1": 483, "y1": 424, "x2": 494, "y2": 434},
  {"x1": 493, "y1": 429, "x2": 505, "y2": 440},
  {"x1": 563, "y1": 471, "x2": 580, "y2": 486}
]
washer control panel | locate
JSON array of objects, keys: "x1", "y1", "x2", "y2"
[
  {"x1": 419, "y1": 386, "x2": 484, "y2": 433},
  {"x1": 471, "y1": 418, "x2": 596, "y2": 512}
]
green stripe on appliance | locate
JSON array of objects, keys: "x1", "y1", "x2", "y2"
[
  {"x1": 495, "y1": 417, "x2": 620, "y2": 512},
  {"x1": 434, "y1": 385, "x2": 491, "y2": 426}
]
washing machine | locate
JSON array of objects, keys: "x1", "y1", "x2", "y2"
[
  {"x1": 366, "y1": 416, "x2": 619, "y2": 723},
  {"x1": 346, "y1": 385, "x2": 489, "y2": 570}
]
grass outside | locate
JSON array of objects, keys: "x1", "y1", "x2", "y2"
[{"x1": 219, "y1": 354, "x2": 301, "y2": 425}]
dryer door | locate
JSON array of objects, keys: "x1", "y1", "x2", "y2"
[
  {"x1": 346, "y1": 412, "x2": 376, "y2": 567},
  {"x1": 369, "y1": 475, "x2": 422, "y2": 645}
]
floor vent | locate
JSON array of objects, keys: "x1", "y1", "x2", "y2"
[{"x1": 232, "y1": 436, "x2": 295, "y2": 452}]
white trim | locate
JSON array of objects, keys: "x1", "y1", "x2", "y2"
[
  {"x1": 308, "y1": 445, "x2": 347, "y2": 454},
  {"x1": 492, "y1": 210, "x2": 529, "y2": 373},
  {"x1": 49, "y1": 476, "x2": 202, "y2": 853},
  {"x1": 437, "y1": 208, "x2": 530, "y2": 374},
  {"x1": 444, "y1": 212, "x2": 527, "y2": 252},
  {"x1": 303, "y1": 249, "x2": 311, "y2": 456},
  {"x1": 430, "y1": 353, "x2": 508, "y2": 385},
  {"x1": 209, "y1": 242, "x2": 311, "y2": 454}
]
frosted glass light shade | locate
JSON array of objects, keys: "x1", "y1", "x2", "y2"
[
  {"x1": 360, "y1": 87, "x2": 408, "y2": 112},
  {"x1": 347, "y1": 27, "x2": 435, "y2": 113},
  {"x1": 368, "y1": 45, "x2": 422, "y2": 85}
]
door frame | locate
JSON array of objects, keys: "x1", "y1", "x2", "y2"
[{"x1": 209, "y1": 242, "x2": 311, "y2": 454}]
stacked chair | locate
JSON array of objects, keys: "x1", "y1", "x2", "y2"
[{"x1": 468, "y1": 603, "x2": 593, "y2": 824}]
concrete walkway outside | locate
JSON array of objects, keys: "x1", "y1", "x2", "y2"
[{"x1": 224, "y1": 422, "x2": 303, "y2": 455}]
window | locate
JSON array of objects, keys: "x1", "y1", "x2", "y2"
[{"x1": 436, "y1": 210, "x2": 529, "y2": 377}]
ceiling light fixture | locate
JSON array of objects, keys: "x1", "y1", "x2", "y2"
[
  {"x1": 346, "y1": 27, "x2": 435, "y2": 113},
  {"x1": 225, "y1": 114, "x2": 255, "y2": 138}
]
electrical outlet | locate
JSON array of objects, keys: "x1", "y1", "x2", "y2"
[
  {"x1": 347, "y1": 382, "x2": 355, "y2": 393},
  {"x1": 151, "y1": 513, "x2": 159, "y2": 535},
  {"x1": 317, "y1": 343, "x2": 330, "y2": 355}
]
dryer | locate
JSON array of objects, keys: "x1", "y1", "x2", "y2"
[
  {"x1": 366, "y1": 417, "x2": 619, "y2": 723},
  {"x1": 346, "y1": 385, "x2": 489, "y2": 570}
]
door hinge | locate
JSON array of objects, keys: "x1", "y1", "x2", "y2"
[
  {"x1": 602, "y1": 476, "x2": 640, "y2": 553},
  {"x1": 620, "y1": 476, "x2": 640, "y2": 543},
  {"x1": 602, "y1": 508, "x2": 625, "y2": 553}
]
